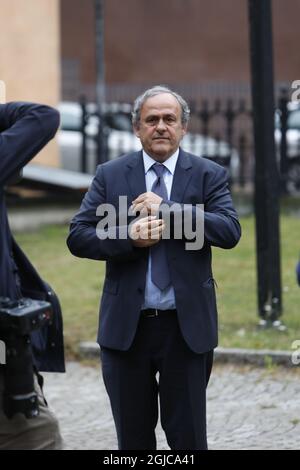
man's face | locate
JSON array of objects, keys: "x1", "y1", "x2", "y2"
[{"x1": 133, "y1": 93, "x2": 187, "y2": 162}]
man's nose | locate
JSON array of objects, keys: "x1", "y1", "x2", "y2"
[{"x1": 156, "y1": 118, "x2": 167, "y2": 131}]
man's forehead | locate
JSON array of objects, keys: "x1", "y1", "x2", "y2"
[{"x1": 141, "y1": 93, "x2": 181, "y2": 114}]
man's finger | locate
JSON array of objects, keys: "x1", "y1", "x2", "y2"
[
  {"x1": 147, "y1": 219, "x2": 163, "y2": 229},
  {"x1": 132, "y1": 193, "x2": 148, "y2": 205},
  {"x1": 148, "y1": 225, "x2": 164, "y2": 239},
  {"x1": 137, "y1": 217, "x2": 159, "y2": 229},
  {"x1": 131, "y1": 202, "x2": 147, "y2": 214}
]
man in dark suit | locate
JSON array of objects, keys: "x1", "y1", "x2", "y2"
[
  {"x1": 67, "y1": 85, "x2": 241, "y2": 450},
  {"x1": 0, "y1": 101, "x2": 65, "y2": 449}
]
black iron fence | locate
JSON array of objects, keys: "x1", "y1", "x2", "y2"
[{"x1": 60, "y1": 89, "x2": 300, "y2": 194}]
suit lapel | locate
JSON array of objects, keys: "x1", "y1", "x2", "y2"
[
  {"x1": 170, "y1": 149, "x2": 193, "y2": 202},
  {"x1": 125, "y1": 151, "x2": 147, "y2": 200},
  {"x1": 125, "y1": 149, "x2": 192, "y2": 203}
]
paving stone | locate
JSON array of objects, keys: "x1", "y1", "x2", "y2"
[{"x1": 43, "y1": 361, "x2": 300, "y2": 450}]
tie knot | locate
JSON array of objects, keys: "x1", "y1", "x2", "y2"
[{"x1": 152, "y1": 163, "x2": 166, "y2": 178}]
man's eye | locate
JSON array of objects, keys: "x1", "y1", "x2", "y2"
[{"x1": 147, "y1": 118, "x2": 156, "y2": 124}]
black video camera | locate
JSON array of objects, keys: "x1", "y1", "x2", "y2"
[{"x1": 0, "y1": 297, "x2": 52, "y2": 419}]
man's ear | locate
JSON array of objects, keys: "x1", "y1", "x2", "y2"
[
  {"x1": 0, "y1": 81, "x2": 6, "y2": 104},
  {"x1": 181, "y1": 125, "x2": 187, "y2": 138},
  {"x1": 133, "y1": 124, "x2": 140, "y2": 138}
]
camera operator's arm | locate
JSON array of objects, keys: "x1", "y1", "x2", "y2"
[{"x1": 0, "y1": 102, "x2": 60, "y2": 186}]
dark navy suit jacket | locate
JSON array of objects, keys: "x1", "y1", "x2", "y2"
[
  {"x1": 0, "y1": 102, "x2": 65, "y2": 372},
  {"x1": 67, "y1": 150, "x2": 241, "y2": 354}
]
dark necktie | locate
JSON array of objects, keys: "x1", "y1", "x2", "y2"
[{"x1": 150, "y1": 163, "x2": 171, "y2": 290}]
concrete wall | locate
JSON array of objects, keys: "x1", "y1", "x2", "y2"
[{"x1": 0, "y1": 0, "x2": 60, "y2": 166}]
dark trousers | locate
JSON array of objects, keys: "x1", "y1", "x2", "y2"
[{"x1": 101, "y1": 312, "x2": 213, "y2": 450}]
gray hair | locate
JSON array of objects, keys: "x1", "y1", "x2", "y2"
[{"x1": 132, "y1": 85, "x2": 190, "y2": 127}]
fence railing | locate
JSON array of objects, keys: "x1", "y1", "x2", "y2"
[{"x1": 66, "y1": 89, "x2": 299, "y2": 194}]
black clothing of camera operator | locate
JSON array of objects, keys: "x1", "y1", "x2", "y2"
[{"x1": 0, "y1": 102, "x2": 64, "y2": 372}]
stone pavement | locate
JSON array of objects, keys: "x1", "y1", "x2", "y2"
[{"x1": 43, "y1": 361, "x2": 300, "y2": 450}]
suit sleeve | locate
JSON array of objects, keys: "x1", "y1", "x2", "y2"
[
  {"x1": 67, "y1": 165, "x2": 145, "y2": 261},
  {"x1": 201, "y1": 165, "x2": 241, "y2": 248},
  {"x1": 0, "y1": 102, "x2": 60, "y2": 186},
  {"x1": 161, "y1": 165, "x2": 241, "y2": 249}
]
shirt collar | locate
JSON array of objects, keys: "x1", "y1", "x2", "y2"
[{"x1": 143, "y1": 149, "x2": 179, "y2": 175}]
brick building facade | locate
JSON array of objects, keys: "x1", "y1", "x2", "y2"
[{"x1": 60, "y1": 0, "x2": 300, "y2": 102}]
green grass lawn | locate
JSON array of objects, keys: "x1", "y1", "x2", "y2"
[{"x1": 14, "y1": 214, "x2": 300, "y2": 357}]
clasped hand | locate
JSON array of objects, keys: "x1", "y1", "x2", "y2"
[
  {"x1": 131, "y1": 191, "x2": 163, "y2": 216},
  {"x1": 129, "y1": 215, "x2": 165, "y2": 248},
  {"x1": 129, "y1": 192, "x2": 165, "y2": 247}
]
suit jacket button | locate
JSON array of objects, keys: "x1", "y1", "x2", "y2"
[{"x1": 137, "y1": 287, "x2": 143, "y2": 293}]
